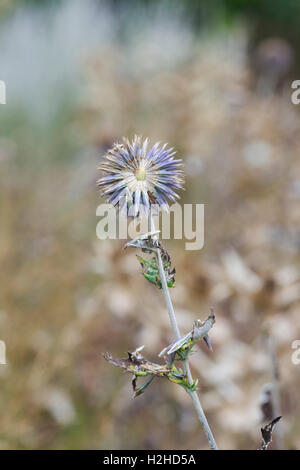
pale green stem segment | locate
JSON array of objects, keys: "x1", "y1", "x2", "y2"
[{"x1": 150, "y1": 216, "x2": 218, "y2": 450}]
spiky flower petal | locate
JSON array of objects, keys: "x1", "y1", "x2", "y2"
[{"x1": 97, "y1": 136, "x2": 184, "y2": 216}]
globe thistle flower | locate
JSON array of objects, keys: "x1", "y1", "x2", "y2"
[{"x1": 97, "y1": 136, "x2": 184, "y2": 216}]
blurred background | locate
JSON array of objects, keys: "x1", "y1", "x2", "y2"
[{"x1": 0, "y1": 0, "x2": 299, "y2": 450}]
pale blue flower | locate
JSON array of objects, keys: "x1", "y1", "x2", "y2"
[{"x1": 98, "y1": 136, "x2": 184, "y2": 216}]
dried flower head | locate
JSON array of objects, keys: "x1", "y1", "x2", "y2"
[{"x1": 97, "y1": 136, "x2": 184, "y2": 216}]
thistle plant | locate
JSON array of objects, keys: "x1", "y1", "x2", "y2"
[{"x1": 98, "y1": 136, "x2": 218, "y2": 450}]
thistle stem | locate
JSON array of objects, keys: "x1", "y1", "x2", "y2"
[{"x1": 150, "y1": 218, "x2": 218, "y2": 450}]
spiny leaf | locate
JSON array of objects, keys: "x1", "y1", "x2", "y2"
[
  {"x1": 159, "y1": 309, "x2": 216, "y2": 361},
  {"x1": 103, "y1": 348, "x2": 195, "y2": 397},
  {"x1": 136, "y1": 254, "x2": 175, "y2": 289}
]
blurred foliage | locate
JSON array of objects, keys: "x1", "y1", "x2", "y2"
[
  {"x1": 3, "y1": 0, "x2": 300, "y2": 31},
  {"x1": 112, "y1": 0, "x2": 300, "y2": 32},
  {"x1": 0, "y1": 0, "x2": 299, "y2": 451}
]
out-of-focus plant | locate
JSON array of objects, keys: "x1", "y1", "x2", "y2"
[
  {"x1": 258, "y1": 416, "x2": 282, "y2": 450},
  {"x1": 98, "y1": 136, "x2": 218, "y2": 450}
]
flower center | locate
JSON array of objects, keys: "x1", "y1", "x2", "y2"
[{"x1": 135, "y1": 167, "x2": 147, "y2": 181}]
